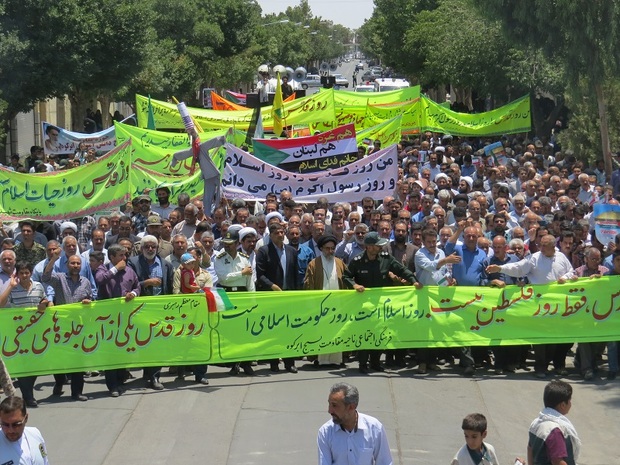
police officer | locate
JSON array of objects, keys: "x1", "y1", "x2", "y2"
[
  {"x1": 344, "y1": 232, "x2": 422, "y2": 373},
  {"x1": 213, "y1": 229, "x2": 255, "y2": 375}
]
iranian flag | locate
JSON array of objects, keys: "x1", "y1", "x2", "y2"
[{"x1": 203, "y1": 287, "x2": 234, "y2": 312}]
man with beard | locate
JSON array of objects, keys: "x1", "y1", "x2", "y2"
[
  {"x1": 344, "y1": 232, "x2": 421, "y2": 373},
  {"x1": 286, "y1": 225, "x2": 301, "y2": 251},
  {"x1": 255, "y1": 223, "x2": 299, "y2": 373},
  {"x1": 132, "y1": 195, "x2": 153, "y2": 234},
  {"x1": 318, "y1": 382, "x2": 392, "y2": 465},
  {"x1": 389, "y1": 221, "x2": 417, "y2": 273},
  {"x1": 336, "y1": 223, "x2": 368, "y2": 265},
  {"x1": 150, "y1": 187, "x2": 177, "y2": 218},
  {"x1": 304, "y1": 235, "x2": 347, "y2": 366},
  {"x1": 128, "y1": 235, "x2": 174, "y2": 390}
]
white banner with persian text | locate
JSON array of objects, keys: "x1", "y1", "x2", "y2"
[{"x1": 222, "y1": 144, "x2": 398, "y2": 203}]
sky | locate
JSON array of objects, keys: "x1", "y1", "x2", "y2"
[{"x1": 256, "y1": 0, "x2": 374, "y2": 30}]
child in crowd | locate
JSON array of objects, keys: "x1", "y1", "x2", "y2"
[
  {"x1": 180, "y1": 252, "x2": 200, "y2": 293},
  {"x1": 528, "y1": 380, "x2": 580, "y2": 465},
  {"x1": 451, "y1": 413, "x2": 500, "y2": 465}
]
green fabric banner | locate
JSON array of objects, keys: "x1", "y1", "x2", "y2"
[
  {"x1": 136, "y1": 92, "x2": 337, "y2": 131},
  {"x1": 114, "y1": 122, "x2": 245, "y2": 175},
  {"x1": 0, "y1": 141, "x2": 132, "y2": 221},
  {"x1": 3, "y1": 278, "x2": 619, "y2": 377},
  {"x1": 356, "y1": 116, "x2": 403, "y2": 148},
  {"x1": 136, "y1": 91, "x2": 530, "y2": 137},
  {"x1": 331, "y1": 86, "x2": 421, "y2": 106},
  {"x1": 418, "y1": 95, "x2": 531, "y2": 136}
]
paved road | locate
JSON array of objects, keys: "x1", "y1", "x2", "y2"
[{"x1": 21, "y1": 357, "x2": 619, "y2": 465}]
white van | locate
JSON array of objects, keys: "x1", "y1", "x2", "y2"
[{"x1": 374, "y1": 78, "x2": 410, "y2": 92}]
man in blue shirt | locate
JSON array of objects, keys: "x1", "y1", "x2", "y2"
[{"x1": 444, "y1": 222, "x2": 488, "y2": 376}]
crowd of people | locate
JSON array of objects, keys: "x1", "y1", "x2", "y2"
[{"x1": 0, "y1": 131, "x2": 619, "y2": 406}]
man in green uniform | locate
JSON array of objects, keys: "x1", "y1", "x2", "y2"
[{"x1": 344, "y1": 232, "x2": 422, "y2": 373}]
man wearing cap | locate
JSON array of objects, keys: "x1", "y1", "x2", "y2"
[
  {"x1": 344, "y1": 232, "x2": 422, "y2": 373},
  {"x1": 304, "y1": 235, "x2": 348, "y2": 366},
  {"x1": 255, "y1": 222, "x2": 299, "y2": 373},
  {"x1": 128, "y1": 235, "x2": 174, "y2": 390},
  {"x1": 213, "y1": 229, "x2": 255, "y2": 376},
  {"x1": 150, "y1": 187, "x2": 178, "y2": 218},
  {"x1": 132, "y1": 194, "x2": 153, "y2": 234},
  {"x1": 214, "y1": 230, "x2": 254, "y2": 293},
  {"x1": 137, "y1": 215, "x2": 173, "y2": 258}
]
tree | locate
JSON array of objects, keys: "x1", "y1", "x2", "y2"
[{"x1": 474, "y1": 0, "x2": 620, "y2": 178}]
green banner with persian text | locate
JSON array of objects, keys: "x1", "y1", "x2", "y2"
[
  {"x1": 3, "y1": 278, "x2": 619, "y2": 377},
  {"x1": 0, "y1": 141, "x2": 132, "y2": 221},
  {"x1": 114, "y1": 122, "x2": 245, "y2": 175},
  {"x1": 356, "y1": 117, "x2": 403, "y2": 148},
  {"x1": 418, "y1": 95, "x2": 531, "y2": 136},
  {"x1": 136, "y1": 92, "x2": 337, "y2": 131}
]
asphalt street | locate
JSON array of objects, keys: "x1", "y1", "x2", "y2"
[{"x1": 20, "y1": 356, "x2": 620, "y2": 465}]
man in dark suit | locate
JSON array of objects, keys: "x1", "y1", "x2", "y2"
[
  {"x1": 128, "y1": 235, "x2": 174, "y2": 390},
  {"x1": 255, "y1": 222, "x2": 299, "y2": 373}
]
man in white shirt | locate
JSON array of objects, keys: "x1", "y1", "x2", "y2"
[
  {"x1": 485, "y1": 234, "x2": 576, "y2": 378},
  {"x1": 318, "y1": 382, "x2": 392, "y2": 465},
  {"x1": 0, "y1": 396, "x2": 49, "y2": 465}
]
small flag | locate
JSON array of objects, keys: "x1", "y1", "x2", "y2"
[
  {"x1": 147, "y1": 95, "x2": 156, "y2": 130},
  {"x1": 272, "y1": 71, "x2": 284, "y2": 137},
  {"x1": 203, "y1": 287, "x2": 234, "y2": 312}
]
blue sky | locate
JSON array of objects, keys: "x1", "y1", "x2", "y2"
[{"x1": 256, "y1": 0, "x2": 374, "y2": 29}]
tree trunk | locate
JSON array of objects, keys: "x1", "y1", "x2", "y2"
[
  {"x1": 98, "y1": 94, "x2": 112, "y2": 129},
  {"x1": 69, "y1": 88, "x2": 96, "y2": 132},
  {"x1": 595, "y1": 82, "x2": 612, "y2": 181}
]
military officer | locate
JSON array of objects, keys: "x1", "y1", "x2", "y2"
[
  {"x1": 344, "y1": 232, "x2": 422, "y2": 373},
  {"x1": 213, "y1": 229, "x2": 255, "y2": 376},
  {"x1": 213, "y1": 230, "x2": 254, "y2": 292}
]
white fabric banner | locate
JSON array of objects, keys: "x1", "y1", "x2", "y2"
[
  {"x1": 222, "y1": 143, "x2": 398, "y2": 203},
  {"x1": 42, "y1": 116, "x2": 135, "y2": 155}
]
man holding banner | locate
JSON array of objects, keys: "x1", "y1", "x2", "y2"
[{"x1": 344, "y1": 232, "x2": 421, "y2": 374}]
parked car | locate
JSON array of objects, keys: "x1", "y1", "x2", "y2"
[
  {"x1": 300, "y1": 74, "x2": 322, "y2": 89},
  {"x1": 354, "y1": 85, "x2": 375, "y2": 93},
  {"x1": 332, "y1": 74, "x2": 349, "y2": 88}
]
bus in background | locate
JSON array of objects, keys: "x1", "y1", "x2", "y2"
[{"x1": 374, "y1": 78, "x2": 410, "y2": 92}]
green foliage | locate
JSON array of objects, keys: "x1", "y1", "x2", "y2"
[{"x1": 558, "y1": 78, "x2": 620, "y2": 163}]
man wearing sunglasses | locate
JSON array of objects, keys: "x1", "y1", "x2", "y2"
[{"x1": 0, "y1": 396, "x2": 49, "y2": 464}]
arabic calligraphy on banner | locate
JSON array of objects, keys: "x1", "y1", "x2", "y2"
[
  {"x1": 222, "y1": 144, "x2": 398, "y2": 203},
  {"x1": 252, "y1": 123, "x2": 359, "y2": 173},
  {"x1": 42, "y1": 121, "x2": 119, "y2": 156},
  {"x1": 419, "y1": 95, "x2": 531, "y2": 136},
  {"x1": 114, "y1": 122, "x2": 245, "y2": 175},
  {"x1": 0, "y1": 140, "x2": 133, "y2": 220},
  {"x1": 135, "y1": 92, "x2": 337, "y2": 131},
  {"x1": 3, "y1": 279, "x2": 620, "y2": 377}
]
